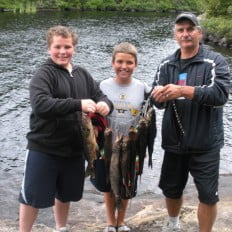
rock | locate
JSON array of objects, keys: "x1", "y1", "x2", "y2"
[
  {"x1": 0, "y1": 221, "x2": 51, "y2": 232},
  {"x1": 1, "y1": 176, "x2": 232, "y2": 232},
  {"x1": 1, "y1": 198, "x2": 232, "y2": 232},
  {"x1": 203, "y1": 32, "x2": 232, "y2": 48}
]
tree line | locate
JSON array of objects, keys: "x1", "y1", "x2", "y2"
[
  {"x1": 0, "y1": 0, "x2": 232, "y2": 43},
  {"x1": 0, "y1": 0, "x2": 231, "y2": 17},
  {"x1": 0, "y1": 0, "x2": 229, "y2": 13}
]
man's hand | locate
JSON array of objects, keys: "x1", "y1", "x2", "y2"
[
  {"x1": 161, "y1": 84, "x2": 183, "y2": 100},
  {"x1": 151, "y1": 84, "x2": 194, "y2": 102},
  {"x1": 151, "y1": 85, "x2": 169, "y2": 103}
]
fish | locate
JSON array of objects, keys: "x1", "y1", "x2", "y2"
[
  {"x1": 136, "y1": 117, "x2": 148, "y2": 175},
  {"x1": 145, "y1": 101, "x2": 157, "y2": 168},
  {"x1": 127, "y1": 127, "x2": 138, "y2": 196},
  {"x1": 103, "y1": 127, "x2": 113, "y2": 185},
  {"x1": 120, "y1": 135, "x2": 130, "y2": 198},
  {"x1": 81, "y1": 113, "x2": 98, "y2": 178},
  {"x1": 110, "y1": 134, "x2": 123, "y2": 209},
  {"x1": 147, "y1": 107, "x2": 157, "y2": 168}
]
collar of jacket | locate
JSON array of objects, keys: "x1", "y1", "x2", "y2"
[
  {"x1": 169, "y1": 44, "x2": 205, "y2": 66},
  {"x1": 44, "y1": 58, "x2": 79, "y2": 72}
]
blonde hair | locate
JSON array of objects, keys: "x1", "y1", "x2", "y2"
[
  {"x1": 46, "y1": 25, "x2": 78, "y2": 47},
  {"x1": 112, "y1": 42, "x2": 137, "y2": 64}
]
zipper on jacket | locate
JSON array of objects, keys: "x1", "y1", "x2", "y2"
[{"x1": 64, "y1": 69, "x2": 75, "y2": 97}]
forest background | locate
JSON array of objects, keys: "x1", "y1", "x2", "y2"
[{"x1": 0, "y1": 0, "x2": 232, "y2": 44}]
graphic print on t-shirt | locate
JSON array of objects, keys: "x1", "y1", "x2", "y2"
[
  {"x1": 178, "y1": 73, "x2": 187, "y2": 86},
  {"x1": 177, "y1": 73, "x2": 187, "y2": 100},
  {"x1": 114, "y1": 93, "x2": 140, "y2": 116}
]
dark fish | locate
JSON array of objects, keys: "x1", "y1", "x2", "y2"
[
  {"x1": 138, "y1": 96, "x2": 157, "y2": 169},
  {"x1": 110, "y1": 134, "x2": 123, "y2": 209},
  {"x1": 82, "y1": 113, "x2": 98, "y2": 178},
  {"x1": 120, "y1": 135, "x2": 130, "y2": 198},
  {"x1": 103, "y1": 127, "x2": 113, "y2": 185},
  {"x1": 127, "y1": 127, "x2": 138, "y2": 196},
  {"x1": 145, "y1": 104, "x2": 157, "y2": 168},
  {"x1": 136, "y1": 118, "x2": 148, "y2": 175}
]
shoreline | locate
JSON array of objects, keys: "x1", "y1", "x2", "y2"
[{"x1": 0, "y1": 175, "x2": 232, "y2": 232}]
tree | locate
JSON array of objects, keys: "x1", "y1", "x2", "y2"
[{"x1": 204, "y1": 0, "x2": 231, "y2": 16}]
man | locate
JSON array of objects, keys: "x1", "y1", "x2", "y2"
[{"x1": 151, "y1": 12, "x2": 230, "y2": 232}]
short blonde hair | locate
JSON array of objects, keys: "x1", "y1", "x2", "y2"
[
  {"x1": 112, "y1": 42, "x2": 137, "y2": 64},
  {"x1": 46, "y1": 25, "x2": 78, "y2": 47}
]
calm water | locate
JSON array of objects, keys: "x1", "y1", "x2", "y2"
[{"x1": 0, "y1": 11, "x2": 231, "y2": 221}]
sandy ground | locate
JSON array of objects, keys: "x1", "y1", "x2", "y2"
[{"x1": 0, "y1": 175, "x2": 231, "y2": 232}]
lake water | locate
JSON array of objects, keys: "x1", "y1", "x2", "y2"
[{"x1": 0, "y1": 11, "x2": 231, "y2": 222}]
